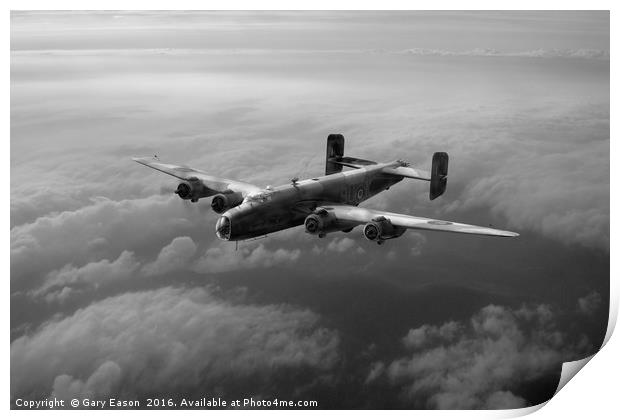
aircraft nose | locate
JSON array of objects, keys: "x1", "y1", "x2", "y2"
[{"x1": 215, "y1": 216, "x2": 231, "y2": 240}]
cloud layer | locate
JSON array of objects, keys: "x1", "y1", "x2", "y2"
[
  {"x1": 367, "y1": 304, "x2": 592, "y2": 409},
  {"x1": 12, "y1": 287, "x2": 340, "y2": 400},
  {"x1": 30, "y1": 250, "x2": 139, "y2": 303},
  {"x1": 11, "y1": 11, "x2": 609, "y2": 409},
  {"x1": 194, "y1": 243, "x2": 301, "y2": 274}
]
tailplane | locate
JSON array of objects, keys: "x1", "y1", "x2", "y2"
[{"x1": 325, "y1": 134, "x2": 377, "y2": 175}]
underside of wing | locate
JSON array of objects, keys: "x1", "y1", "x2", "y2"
[
  {"x1": 132, "y1": 157, "x2": 261, "y2": 197},
  {"x1": 322, "y1": 204, "x2": 519, "y2": 238}
]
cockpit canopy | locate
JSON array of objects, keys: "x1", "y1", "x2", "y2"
[{"x1": 243, "y1": 190, "x2": 273, "y2": 204}]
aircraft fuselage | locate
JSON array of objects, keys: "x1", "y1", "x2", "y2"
[{"x1": 216, "y1": 162, "x2": 404, "y2": 241}]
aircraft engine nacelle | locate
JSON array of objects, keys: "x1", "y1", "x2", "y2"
[
  {"x1": 363, "y1": 216, "x2": 406, "y2": 244},
  {"x1": 304, "y1": 209, "x2": 356, "y2": 238},
  {"x1": 175, "y1": 178, "x2": 210, "y2": 203},
  {"x1": 211, "y1": 192, "x2": 244, "y2": 214}
]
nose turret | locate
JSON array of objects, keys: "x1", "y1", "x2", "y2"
[{"x1": 215, "y1": 216, "x2": 231, "y2": 240}]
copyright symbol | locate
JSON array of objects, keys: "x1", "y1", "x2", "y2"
[{"x1": 71, "y1": 399, "x2": 79, "y2": 408}]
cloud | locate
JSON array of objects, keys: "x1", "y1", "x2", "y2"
[
  {"x1": 457, "y1": 156, "x2": 609, "y2": 251},
  {"x1": 398, "y1": 48, "x2": 609, "y2": 60},
  {"x1": 577, "y1": 291, "x2": 602, "y2": 316},
  {"x1": 11, "y1": 11, "x2": 609, "y2": 255},
  {"x1": 480, "y1": 390, "x2": 526, "y2": 409},
  {"x1": 14, "y1": 47, "x2": 609, "y2": 60},
  {"x1": 409, "y1": 232, "x2": 426, "y2": 256},
  {"x1": 11, "y1": 195, "x2": 211, "y2": 291},
  {"x1": 10, "y1": 11, "x2": 609, "y2": 408},
  {"x1": 365, "y1": 362, "x2": 386, "y2": 384},
  {"x1": 369, "y1": 304, "x2": 591, "y2": 409},
  {"x1": 141, "y1": 236, "x2": 197, "y2": 276},
  {"x1": 10, "y1": 168, "x2": 154, "y2": 229},
  {"x1": 433, "y1": 104, "x2": 609, "y2": 251},
  {"x1": 309, "y1": 237, "x2": 366, "y2": 255},
  {"x1": 193, "y1": 243, "x2": 301, "y2": 274},
  {"x1": 11, "y1": 287, "x2": 340, "y2": 400},
  {"x1": 52, "y1": 361, "x2": 122, "y2": 401},
  {"x1": 402, "y1": 321, "x2": 461, "y2": 350},
  {"x1": 29, "y1": 250, "x2": 139, "y2": 303},
  {"x1": 327, "y1": 237, "x2": 356, "y2": 253},
  {"x1": 325, "y1": 237, "x2": 365, "y2": 254}
]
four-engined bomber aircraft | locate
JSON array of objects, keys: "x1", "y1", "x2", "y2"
[{"x1": 133, "y1": 135, "x2": 518, "y2": 244}]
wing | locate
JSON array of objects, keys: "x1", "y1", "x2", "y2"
[
  {"x1": 324, "y1": 204, "x2": 519, "y2": 237},
  {"x1": 132, "y1": 157, "x2": 261, "y2": 197}
]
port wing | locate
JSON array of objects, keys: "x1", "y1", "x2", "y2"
[
  {"x1": 132, "y1": 157, "x2": 261, "y2": 197},
  {"x1": 322, "y1": 204, "x2": 519, "y2": 237}
]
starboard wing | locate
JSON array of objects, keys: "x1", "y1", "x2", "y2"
[{"x1": 322, "y1": 204, "x2": 519, "y2": 237}]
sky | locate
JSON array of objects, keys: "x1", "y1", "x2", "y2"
[{"x1": 10, "y1": 11, "x2": 609, "y2": 409}]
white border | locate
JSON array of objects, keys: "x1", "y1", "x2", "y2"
[
  {"x1": 2, "y1": 0, "x2": 617, "y2": 11},
  {"x1": 5, "y1": 2, "x2": 616, "y2": 419}
]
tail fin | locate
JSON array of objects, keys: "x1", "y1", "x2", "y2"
[
  {"x1": 430, "y1": 152, "x2": 449, "y2": 200},
  {"x1": 325, "y1": 134, "x2": 345, "y2": 175}
]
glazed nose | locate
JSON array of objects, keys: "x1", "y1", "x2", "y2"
[{"x1": 215, "y1": 216, "x2": 231, "y2": 240}]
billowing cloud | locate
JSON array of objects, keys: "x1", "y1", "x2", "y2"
[
  {"x1": 368, "y1": 304, "x2": 592, "y2": 409},
  {"x1": 402, "y1": 320, "x2": 460, "y2": 349},
  {"x1": 11, "y1": 287, "x2": 340, "y2": 400},
  {"x1": 327, "y1": 238, "x2": 356, "y2": 253},
  {"x1": 326, "y1": 237, "x2": 365, "y2": 254},
  {"x1": 11, "y1": 195, "x2": 212, "y2": 291},
  {"x1": 455, "y1": 140, "x2": 609, "y2": 251},
  {"x1": 52, "y1": 361, "x2": 122, "y2": 401},
  {"x1": 482, "y1": 391, "x2": 526, "y2": 410},
  {"x1": 29, "y1": 250, "x2": 139, "y2": 303},
  {"x1": 193, "y1": 243, "x2": 301, "y2": 274},
  {"x1": 141, "y1": 236, "x2": 197, "y2": 276},
  {"x1": 577, "y1": 291, "x2": 602, "y2": 316}
]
